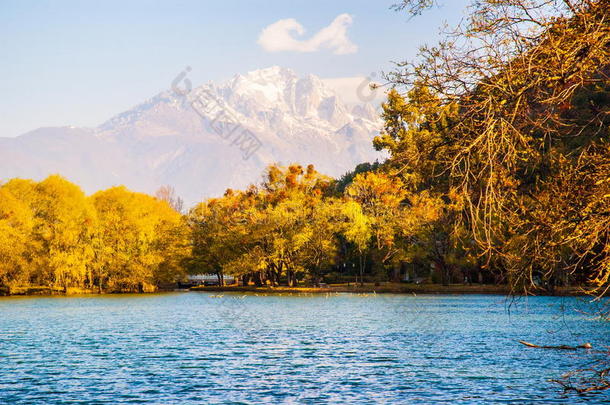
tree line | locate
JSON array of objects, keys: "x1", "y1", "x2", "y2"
[
  {"x1": 0, "y1": 161, "x2": 483, "y2": 293},
  {"x1": 187, "y1": 163, "x2": 463, "y2": 287}
]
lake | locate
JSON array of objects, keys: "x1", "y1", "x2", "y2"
[{"x1": 0, "y1": 293, "x2": 608, "y2": 404}]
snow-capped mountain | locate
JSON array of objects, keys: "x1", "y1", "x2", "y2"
[{"x1": 0, "y1": 67, "x2": 384, "y2": 206}]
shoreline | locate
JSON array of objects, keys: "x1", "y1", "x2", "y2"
[
  {"x1": 191, "y1": 283, "x2": 587, "y2": 296},
  {"x1": 0, "y1": 283, "x2": 590, "y2": 297}
]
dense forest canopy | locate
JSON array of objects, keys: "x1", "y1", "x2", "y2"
[{"x1": 385, "y1": 0, "x2": 610, "y2": 297}]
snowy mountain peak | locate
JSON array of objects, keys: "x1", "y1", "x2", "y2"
[
  {"x1": 1, "y1": 67, "x2": 384, "y2": 206},
  {"x1": 241, "y1": 65, "x2": 298, "y2": 83},
  {"x1": 220, "y1": 67, "x2": 342, "y2": 121}
]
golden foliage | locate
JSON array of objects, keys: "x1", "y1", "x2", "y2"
[{"x1": 0, "y1": 177, "x2": 189, "y2": 292}]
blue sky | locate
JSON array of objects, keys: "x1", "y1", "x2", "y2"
[{"x1": 0, "y1": 0, "x2": 469, "y2": 137}]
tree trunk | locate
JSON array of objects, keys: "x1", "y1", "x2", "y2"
[
  {"x1": 313, "y1": 270, "x2": 321, "y2": 287},
  {"x1": 359, "y1": 254, "x2": 364, "y2": 287},
  {"x1": 287, "y1": 270, "x2": 293, "y2": 287},
  {"x1": 392, "y1": 265, "x2": 400, "y2": 283},
  {"x1": 437, "y1": 259, "x2": 450, "y2": 286},
  {"x1": 266, "y1": 265, "x2": 275, "y2": 287},
  {"x1": 253, "y1": 272, "x2": 263, "y2": 287},
  {"x1": 286, "y1": 269, "x2": 298, "y2": 287}
]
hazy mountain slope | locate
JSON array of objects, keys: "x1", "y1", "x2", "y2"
[{"x1": 0, "y1": 67, "x2": 383, "y2": 206}]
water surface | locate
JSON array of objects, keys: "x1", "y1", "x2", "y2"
[{"x1": 0, "y1": 293, "x2": 608, "y2": 404}]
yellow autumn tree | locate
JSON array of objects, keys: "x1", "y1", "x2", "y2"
[
  {"x1": 346, "y1": 171, "x2": 408, "y2": 281},
  {"x1": 0, "y1": 187, "x2": 34, "y2": 290},
  {"x1": 23, "y1": 176, "x2": 97, "y2": 290},
  {"x1": 188, "y1": 188, "x2": 257, "y2": 285},
  {"x1": 92, "y1": 186, "x2": 188, "y2": 292},
  {"x1": 188, "y1": 164, "x2": 341, "y2": 287}
]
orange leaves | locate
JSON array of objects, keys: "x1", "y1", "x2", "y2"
[{"x1": 346, "y1": 172, "x2": 406, "y2": 210}]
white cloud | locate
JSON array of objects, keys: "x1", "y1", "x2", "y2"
[{"x1": 257, "y1": 14, "x2": 358, "y2": 55}]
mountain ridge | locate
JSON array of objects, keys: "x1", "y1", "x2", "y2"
[{"x1": 0, "y1": 66, "x2": 384, "y2": 206}]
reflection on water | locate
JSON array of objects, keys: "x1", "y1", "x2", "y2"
[{"x1": 0, "y1": 293, "x2": 608, "y2": 404}]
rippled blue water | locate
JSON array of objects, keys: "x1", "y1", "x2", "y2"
[{"x1": 0, "y1": 292, "x2": 608, "y2": 404}]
